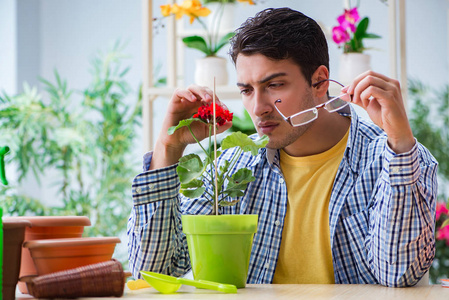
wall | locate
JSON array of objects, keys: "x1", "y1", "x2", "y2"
[{"x1": 0, "y1": 0, "x2": 18, "y2": 95}]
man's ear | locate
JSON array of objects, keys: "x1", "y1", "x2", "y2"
[{"x1": 312, "y1": 65, "x2": 329, "y2": 98}]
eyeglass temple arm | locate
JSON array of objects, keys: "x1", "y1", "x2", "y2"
[
  {"x1": 274, "y1": 99, "x2": 293, "y2": 126},
  {"x1": 312, "y1": 78, "x2": 344, "y2": 88}
]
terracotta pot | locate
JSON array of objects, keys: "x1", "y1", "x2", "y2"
[
  {"x1": 4, "y1": 216, "x2": 90, "y2": 293},
  {"x1": 2, "y1": 219, "x2": 32, "y2": 300},
  {"x1": 23, "y1": 237, "x2": 121, "y2": 275}
]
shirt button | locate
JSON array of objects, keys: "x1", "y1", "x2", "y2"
[
  {"x1": 148, "y1": 184, "x2": 155, "y2": 190},
  {"x1": 264, "y1": 263, "x2": 270, "y2": 269},
  {"x1": 274, "y1": 220, "x2": 280, "y2": 226},
  {"x1": 135, "y1": 187, "x2": 142, "y2": 193},
  {"x1": 392, "y1": 167, "x2": 402, "y2": 174},
  {"x1": 279, "y1": 178, "x2": 285, "y2": 184}
]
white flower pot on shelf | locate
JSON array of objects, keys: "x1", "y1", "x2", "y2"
[
  {"x1": 194, "y1": 56, "x2": 229, "y2": 87},
  {"x1": 206, "y1": 2, "x2": 235, "y2": 33},
  {"x1": 338, "y1": 53, "x2": 371, "y2": 85}
]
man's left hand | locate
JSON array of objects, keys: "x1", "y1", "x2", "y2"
[{"x1": 341, "y1": 71, "x2": 415, "y2": 154}]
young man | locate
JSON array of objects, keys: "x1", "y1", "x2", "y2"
[{"x1": 128, "y1": 8, "x2": 438, "y2": 287}]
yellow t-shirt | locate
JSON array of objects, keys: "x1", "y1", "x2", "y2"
[{"x1": 272, "y1": 128, "x2": 349, "y2": 284}]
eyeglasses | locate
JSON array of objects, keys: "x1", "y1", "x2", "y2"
[{"x1": 274, "y1": 79, "x2": 351, "y2": 127}]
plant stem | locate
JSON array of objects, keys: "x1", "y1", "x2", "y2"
[
  {"x1": 187, "y1": 124, "x2": 208, "y2": 154},
  {"x1": 197, "y1": 18, "x2": 214, "y2": 55},
  {"x1": 207, "y1": 125, "x2": 217, "y2": 206},
  {"x1": 222, "y1": 148, "x2": 243, "y2": 182}
]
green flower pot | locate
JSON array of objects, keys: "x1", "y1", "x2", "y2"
[{"x1": 182, "y1": 214, "x2": 258, "y2": 288}]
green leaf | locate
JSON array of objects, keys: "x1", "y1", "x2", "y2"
[
  {"x1": 219, "y1": 159, "x2": 230, "y2": 173},
  {"x1": 176, "y1": 153, "x2": 204, "y2": 183},
  {"x1": 442, "y1": 219, "x2": 449, "y2": 229},
  {"x1": 221, "y1": 132, "x2": 268, "y2": 155},
  {"x1": 182, "y1": 35, "x2": 211, "y2": 56},
  {"x1": 355, "y1": 17, "x2": 369, "y2": 40},
  {"x1": 223, "y1": 189, "x2": 245, "y2": 198},
  {"x1": 218, "y1": 199, "x2": 240, "y2": 207},
  {"x1": 181, "y1": 179, "x2": 204, "y2": 189},
  {"x1": 213, "y1": 32, "x2": 235, "y2": 54},
  {"x1": 224, "y1": 168, "x2": 255, "y2": 197},
  {"x1": 230, "y1": 168, "x2": 255, "y2": 186},
  {"x1": 168, "y1": 118, "x2": 202, "y2": 135},
  {"x1": 180, "y1": 177, "x2": 206, "y2": 198},
  {"x1": 180, "y1": 186, "x2": 206, "y2": 198},
  {"x1": 363, "y1": 33, "x2": 382, "y2": 39}
]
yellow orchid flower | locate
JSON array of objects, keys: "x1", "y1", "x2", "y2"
[
  {"x1": 170, "y1": 4, "x2": 185, "y2": 20},
  {"x1": 237, "y1": 0, "x2": 255, "y2": 5},
  {"x1": 180, "y1": 0, "x2": 211, "y2": 24},
  {"x1": 157, "y1": 0, "x2": 234, "y2": 57},
  {"x1": 160, "y1": 4, "x2": 172, "y2": 17}
]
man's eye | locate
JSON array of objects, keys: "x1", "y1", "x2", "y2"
[
  {"x1": 240, "y1": 89, "x2": 250, "y2": 95},
  {"x1": 269, "y1": 83, "x2": 283, "y2": 88}
]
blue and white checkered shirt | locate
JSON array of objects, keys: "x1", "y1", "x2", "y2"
[{"x1": 128, "y1": 106, "x2": 438, "y2": 287}]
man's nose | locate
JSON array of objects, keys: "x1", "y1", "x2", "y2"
[{"x1": 253, "y1": 92, "x2": 274, "y2": 117}]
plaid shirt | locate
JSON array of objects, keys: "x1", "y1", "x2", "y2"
[{"x1": 128, "y1": 106, "x2": 438, "y2": 287}]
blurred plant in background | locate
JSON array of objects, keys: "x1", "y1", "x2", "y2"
[
  {"x1": 408, "y1": 78, "x2": 449, "y2": 283},
  {"x1": 0, "y1": 42, "x2": 141, "y2": 238}
]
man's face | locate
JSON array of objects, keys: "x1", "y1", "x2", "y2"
[{"x1": 236, "y1": 53, "x2": 315, "y2": 150}]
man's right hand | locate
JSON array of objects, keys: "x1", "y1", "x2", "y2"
[{"x1": 150, "y1": 85, "x2": 232, "y2": 170}]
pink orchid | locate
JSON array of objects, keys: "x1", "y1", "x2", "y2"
[
  {"x1": 436, "y1": 202, "x2": 449, "y2": 221},
  {"x1": 337, "y1": 7, "x2": 360, "y2": 33},
  {"x1": 332, "y1": 26, "x2": 350, "y2": 45},
  {"x1": 437, "y1": 225, "x2": 449, "y2": 246}
]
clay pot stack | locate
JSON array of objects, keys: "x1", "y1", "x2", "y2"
[{"x1": 2, "y1": 216, "x2": 122, "y2": 299}]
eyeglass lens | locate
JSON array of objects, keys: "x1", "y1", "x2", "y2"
[
  {"x1": 325, "y1": 94, "x2": 351, "y2": 112},
  {"x1": 288, "y1": 80, "x2": 350, "y2": 126},
  {"x1": 290, "y1": 108, "x2": 318, "y2": 126}
]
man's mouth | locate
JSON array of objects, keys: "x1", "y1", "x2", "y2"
[{"x1": 258, "y1": 121, "x2": 279, "y2": 134}]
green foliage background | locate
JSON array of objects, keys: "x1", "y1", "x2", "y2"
[
  {"x1": 0, "y1": 43, "x2": 141, "y2": 241},
  {"x1": 408, "y1": 79, "x2": 449, "y2": 283}
]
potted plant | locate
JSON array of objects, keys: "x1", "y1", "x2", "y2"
[
  {"x1": 159, "y1": 0, "x2": 255, "y2": 87},
  {"x1": 169, "y1": 102, "x2": 268, "y2": 288},
  {"x1": 331, "y1": 5, "x2": 381, "y2": 84}
]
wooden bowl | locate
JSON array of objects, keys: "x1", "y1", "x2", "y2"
[
  {"x1": 4, "y1": 216, "x2": 91, "y2": 293},
  {"x1": 23, "y1": 237, "x2": 120, "y2": 275}
]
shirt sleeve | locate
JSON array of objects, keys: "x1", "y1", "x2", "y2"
[
  {"x1": 127, "y1": 151, "x2": 191, "y2": 279},
  {"x1": 369, "y1": 140, "x2": 438, "y2": 287}
]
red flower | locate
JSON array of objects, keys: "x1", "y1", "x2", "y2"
[
  {"x1": 193, "y1": 103, "x2": 233, "y2": 126},
  {"x1": 436, "y1": 202, "x2": 449, "y2": 221}
]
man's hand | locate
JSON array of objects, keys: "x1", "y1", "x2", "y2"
[
  {"x1": 150, "y1": 85, "x2": 232, "y2": 170},
  {"x1": 341, "y1": 71, "x2": 415, "y2": 154}
]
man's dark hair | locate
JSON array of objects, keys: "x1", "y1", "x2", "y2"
[{"x1": 229, "y1": 7, "x2": 329, "y2": 85}]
